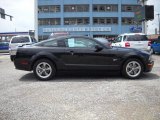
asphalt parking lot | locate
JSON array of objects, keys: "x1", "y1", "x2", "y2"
[{"x1": 0, "y1": 53, "x2": 160, "y2": 120}]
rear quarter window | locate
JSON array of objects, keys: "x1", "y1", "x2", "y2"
[
  {"x1": 127, "y1": 35, "x2": 148, "y2": 41},
  {"x1": 11, "y1": 37, "x2": 30, "y2": 43}
]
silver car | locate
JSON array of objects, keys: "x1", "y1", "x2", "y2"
[
  {"x1": 9, "y1": 35, "x2": 37, "y2": 61},
  {"x1": 112, "y1": 33, "x2": 151, "y2": 52}
]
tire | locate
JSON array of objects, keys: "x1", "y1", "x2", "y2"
[
  {"x1": 10, "y1": 55, "x2": 14, "y2": 61},
  {"x1": 150, "y1": 48, "x2": 155, "y2": 54},
  {"x1": 122, "y1": 59, "x2": 144, "y2": 79},
  {"x1": 33, "y1": 59, "x2": 56, "y2": 80}
]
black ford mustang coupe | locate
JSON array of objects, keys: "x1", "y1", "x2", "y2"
[{"x1": 14, "y1": 36, "x2": 154, "y2": 80}]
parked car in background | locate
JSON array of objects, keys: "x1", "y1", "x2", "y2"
[
  {"x1": 151, "y1": 39, "x2": 160, "y2": 54},
  {"x1": 13, "y1": 36, "x2": 154, "y2": 80},
  {"x1": 0, "y1": 42, "x2": 9, "y2": 52},
  {"x1": 112, "y1": 33, "x2": 151, "y2": 52},
  {"x1": 9, "y1": 35, "x2": 37, "y2": 61}
]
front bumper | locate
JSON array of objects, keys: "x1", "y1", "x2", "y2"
[{"x1": 144, "y1": 60, "x2": 154, "y2": 72}]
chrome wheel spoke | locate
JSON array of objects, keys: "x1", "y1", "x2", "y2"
[
  {"x1": 133, "y1": 70, "x2": 137, "y2": 75},
  {"x1": 46, "y1": 67, "x2": 51, "y2": 71},
  {"x1": 39, "y1": 70, "x2": 44, "y2": 75},
  {"x1": 43, "y1": 71, "x2": 48, "y2": 76},
  {"x1": 128, "y1": 69, "x2": 133, "y2": 74},
  {"x1": 135, "y1": 66, "x2": 140, "y2": 70}
]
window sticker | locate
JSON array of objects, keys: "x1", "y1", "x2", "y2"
[{"x1": 68, "y1": 38, "x2": 75, "y2": 47}]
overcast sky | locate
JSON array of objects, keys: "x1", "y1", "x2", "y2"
[
  {"x1": 0, "y1": 0, "x2": 160, "y2": 34},
  {"x1": 0, "y1": 0, "x2": 34, "y2": 32}
]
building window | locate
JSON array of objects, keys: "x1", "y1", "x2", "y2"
[
  {"x1": 38, "y1": 18, "x2": 60, "y2": 25},
  {"x1": 64, "y1": 18, "x2": 89, "y2": 25},
  {"x1": 122, "y1": 18, "x2": 134, "y2": 25},
  {"x1": 113, "y1": 18, "x2": 118, "y2": 24},
  {"x1": 93, "y1": 4, "x2": 118, "y2": 12},
  {"x1": 38, "y1": 5, "x2": 60, "y2": 13},
  {"x1": 64, "y1": 5, "x2": 89, "y2": 12},
  {"x1": 93, "y1": 35, "x2": 117, "y2": 40},
  {"x1": 38, "y1": 35, "x2": 48, "y2": 41},
  {"x1": 122, "y1": 5, "x2": 141, "y2": 12},
  {"x1": 106, "y1": 18, "x2": 111, "y2": 24},
  {"x1": 93, "y1": 17, "x2": 118, "y2": 25}
]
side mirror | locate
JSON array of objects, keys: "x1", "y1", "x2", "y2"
[{"x1": 95, "y1": 45, "x2": 103, "y2": 51}]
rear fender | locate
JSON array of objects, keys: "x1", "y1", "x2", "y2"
[{"x1": 30, "y1": 52, "x2": 58, "y2": 70}]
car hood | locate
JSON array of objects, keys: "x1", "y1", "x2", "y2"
[{"x1": 112, "y1": 46, "x2": 150, "y2": 56}]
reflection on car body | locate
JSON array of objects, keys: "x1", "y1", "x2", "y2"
[{"x1": 13, "y1": 36, "x2": 154, "y2": 80}]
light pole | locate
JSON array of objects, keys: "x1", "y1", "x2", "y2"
[{"x1": 157, "y1": 13, "x2": 160, "y2": 35}]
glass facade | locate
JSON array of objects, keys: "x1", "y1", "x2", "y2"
[{"x1": 36, "y1": 0, "x2": 141, "y2": 41}]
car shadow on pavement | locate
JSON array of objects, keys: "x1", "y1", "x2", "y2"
[{"x1": 19, "y1": 71, "x2": 160, "y2": 82}]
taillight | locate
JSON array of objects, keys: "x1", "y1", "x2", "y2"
[
  {"x1": 125, "y1": 42, "x2": 130, "y2": 47},
  {"x1": 20, "y1": 60, "x2": 28, "y2": 65},
  {"x1": 148, "y1": 41, "x2": 151, "y2": 46}
]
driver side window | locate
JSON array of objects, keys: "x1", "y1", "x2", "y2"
[{"x1": 65, "y1": 37, "x2": 99, "y2": 48}]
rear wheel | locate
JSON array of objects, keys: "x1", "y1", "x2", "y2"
[
  {"x1": 122, "y1": 59, "x2": 143, "y2": 79},
  {"x1": 33, "y1": 59, "x2": 56, "y2": 80}
]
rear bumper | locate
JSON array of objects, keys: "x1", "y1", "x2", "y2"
[{"x1": 14, "y1": 59, "x2": 32, "y2": 71}]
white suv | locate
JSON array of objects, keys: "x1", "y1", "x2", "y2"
[
  {"x1": 112, "y1": 33, "x2": 151, "y2": 52},
  {"x1": 9, "y1": 35, "x2": 37, "y2": 61}
]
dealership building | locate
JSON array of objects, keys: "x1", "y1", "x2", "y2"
[{"x1": 35, "y1": 0, "x2": 141, "y2": 40}]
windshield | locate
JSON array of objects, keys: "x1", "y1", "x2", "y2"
[{"x1": 127, "y1": 35, "x2": 148, "y2": 41}]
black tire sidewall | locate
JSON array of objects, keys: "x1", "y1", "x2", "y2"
[
  {"x1": 33, "y1": 59, "x2": 56, "y2": 80},
  {"x1": 122, "y1": 59, "x2": 144, "y2": 79}
]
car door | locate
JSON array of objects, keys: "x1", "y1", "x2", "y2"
[{"x1": 61, "y1": 37, "x2": 119, "y2": 70}]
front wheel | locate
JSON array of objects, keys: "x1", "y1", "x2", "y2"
[
  {"x1": 122, "y1": 59, "x2": 143, "y2": 79},
  {"x1": 33, "y1": 59, "x2": 56, "y2": 80}
]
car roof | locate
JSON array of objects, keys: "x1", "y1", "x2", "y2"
[
  {"x1": 11, "y1": 35, "x2": 31, "y2": 39},
  {"x1": 49, "y1": 35, "x2": 94, "y2": 40},
  {"x1": 119, "y1": 33, "x2": 146, "y2": 36}
]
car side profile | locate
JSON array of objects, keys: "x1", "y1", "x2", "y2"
[
  {"x1": 112, "y1": 33, "x2": 151, "y2": 52},
  {"x1": 14, "y1": 36, "x2": 154, "y2": 80},
  {"x1": 9, "y1": 35, "x2": 37, "y2": 61}
]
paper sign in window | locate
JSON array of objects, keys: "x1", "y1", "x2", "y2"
[{"x1": 68, "y1": 38, "x2": 75, "y2": 47}]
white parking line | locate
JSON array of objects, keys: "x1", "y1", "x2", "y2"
[{"x1": 0, "y1": 55, "x2": 9, "y2": 59}]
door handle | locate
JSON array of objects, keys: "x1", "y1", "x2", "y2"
[{"x1": 66, "y1": 50, "x2": 74, "y2": 55}]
